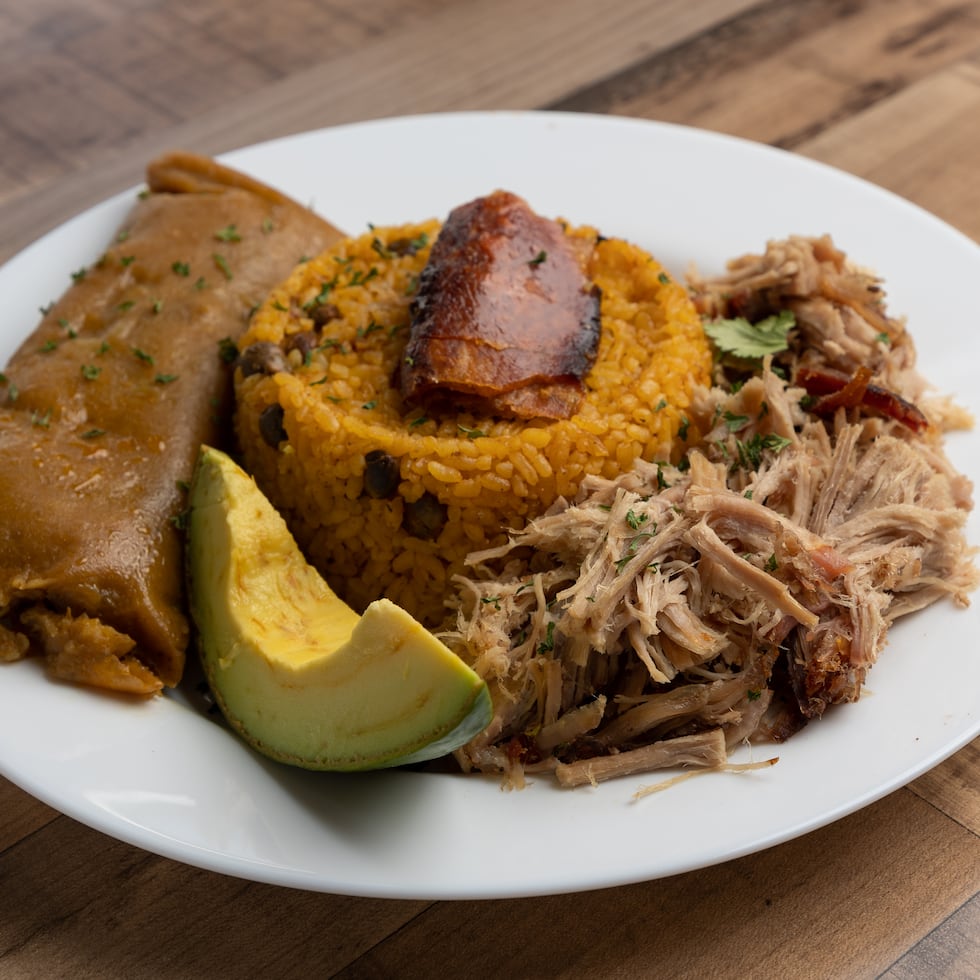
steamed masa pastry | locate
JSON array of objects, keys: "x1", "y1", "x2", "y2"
[
  {"x1": 235, "y1": 198, "x2": 712, "y2": 626},
  {"x1": 0, "y1": 152, "x2": 342, "y2": 694}
]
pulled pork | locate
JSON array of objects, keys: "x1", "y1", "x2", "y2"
[{"x1": 448, "y1": 236, "x2": 978, "y2": 789}]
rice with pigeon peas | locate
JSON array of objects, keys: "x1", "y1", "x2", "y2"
[{"x1": 233, "y1": 216, "x2": 712, "y2": 627}]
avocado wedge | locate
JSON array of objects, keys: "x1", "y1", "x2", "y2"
[{"x1": 186, "y1": 445, "x2": 491, "y2": 771}]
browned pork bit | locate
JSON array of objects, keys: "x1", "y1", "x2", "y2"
[
  {"x1": 400, "y1": 190, "x2": 601, "y2": 420},
  {"x1": 795, "y1": 365, "x2": 929, "y2": 433}
]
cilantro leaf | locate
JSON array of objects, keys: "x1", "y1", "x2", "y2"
[{"x1": 704, "y1": 311, "x2": 795, "y2": 359}]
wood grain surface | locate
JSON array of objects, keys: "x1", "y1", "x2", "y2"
[{"x1": 1, "y1": 1, "x2": 978, "y2": 977}]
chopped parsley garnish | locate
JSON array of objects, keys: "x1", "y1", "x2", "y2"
[
  {"x1": 529, "y1": 250, "x2": 547, "y2": 267},
  {"x1": 40, "y1": 339, "x2": 58, "y2": 353},
  {"x1": 625, "y1": 509, "x2": 648, "y2": 530},
  {"x1": 615, "y1": 530, "x2": 657, "y2": 573},
  {"x1": 704, "y1": 310, "x2": 795, "y2": 359},
  {"x1": 120, "y1": 255, "x2": 136, "y2": 266},
  {"x1": 217, "y1": 337, "x2": 237, "y2": 364},
  {"x1": 214, "y1": 224, "x2": 242, "y2": 242},
  {"x1": 537, "y1": 621, "x2": 556, "y2": 654},
  {"x1": 80, "y1": 364, "x2": 101, "y2": 380},
  {"x1": 212, "y1": 253, "x2": 233, "y2": 280},
  {"x1": 132, "y1": 347, "x2": 154, "y2": 365},
  {"x1": 658, "y1": 271, "x2": 672, "y2": 285},
  {"x1": 457, "y1": 423, "x2": 486, "y2": 439},
  {"x1": 152, "y1": 298, "x2": 164, "y2": 314},
  {"x1": 154, "y1": 373, "x2": 179, "y2": 384},
  {"x1": 81, "y1": 428, "x2": 105, "y2": 439},
  {"x1": 764, "y1": 553, "x2": 779, "y2": 573},
  {"x1": 171, "y1": 261, "x2": 191, "y2": 277},
  {"x1": 722, "y1": 410, "x2": 750, "y2": 433},
  {"x1": 734, "y1": 432, "x2": 793, "y2": 471},
  {"x1": 348, "y1": 266, "x2": 379, "y2": 287},
  {"x1": 305, "y1": 276, "x2": 338, "y2": 309},
  {"x1": 356, "y1": 320, "x2": 385, "y2": 339},
  {"x1": 71, "y1": 268, "x2": 87, "y2": 283}
]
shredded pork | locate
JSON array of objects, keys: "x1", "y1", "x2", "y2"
[{"x1": 448, "y1": 235, "x2": 978, "y2": 789}]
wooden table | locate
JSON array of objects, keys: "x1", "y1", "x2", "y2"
[{"x1": 1, "y1": 1, "x2": 978, "y2": 976}]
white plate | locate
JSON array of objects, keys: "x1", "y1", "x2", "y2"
[{"x1": 1, "y1": 111, "x2": 978, "y2": 900}]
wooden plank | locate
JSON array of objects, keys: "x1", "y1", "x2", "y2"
[
  {"x1": 883, "y1": 892, "x2": 980, "y2": 980},
  {"x1": 0, "y1": 815, "x2": 429, "y2": 978},
  {"x1": 0, "y1": 0, "x2": 762, "y2": 261},
  {"x1": 797, "y1": 61, "x2": 980, "y2": 241},
  {"x1": 332, "y1": 790, "x2": 980, "y2": 979},
  {"x1": 909, "y1": 739, "x2": 980, "y2": 835},
  {"x1": 554, "y1": 0, "x2": 980, "y2": 155},
  {"x1": 0, "y1": 779, "x2": 58, "y2": 852}
]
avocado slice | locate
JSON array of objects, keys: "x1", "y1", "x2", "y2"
[{"x1": 186, "y1": 445, "x2": 492, "y2": 771}]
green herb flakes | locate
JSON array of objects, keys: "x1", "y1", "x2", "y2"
[
  {"x1": 723, "y1": 411, "x2": 750, "y2": 433},
  {"x1": 537, "y1": 621, "x2": 556, "y2": 654},
  {"x1": 212, "y1": 253, "x2": 233, "y2": 280},
  {"x1": 734, "y1": 432, "x2": 793, "y2": 471},
  {"x1": 625, "y1": 509, "x2": 648, "y2": 530},
  {"x1": 218, "y1": 337, "x2": 238, "y2": 363}
]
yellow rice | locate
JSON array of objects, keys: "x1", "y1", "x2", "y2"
[{"x1": 234, "y1": 216, "x2": 712, "y2": 626}]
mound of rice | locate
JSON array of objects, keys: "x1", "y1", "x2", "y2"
[{"x1": 234, "y1": 214, "x2": 712, "y2": 626}]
